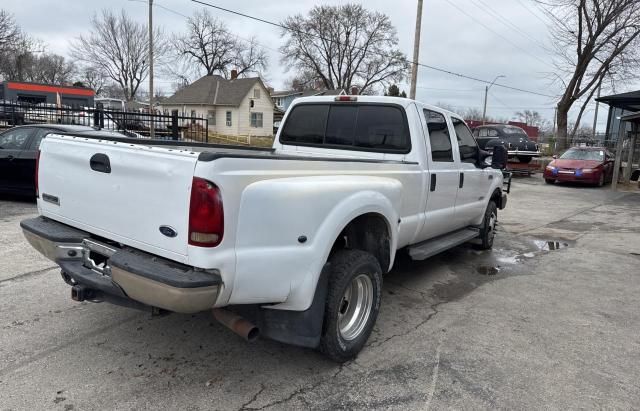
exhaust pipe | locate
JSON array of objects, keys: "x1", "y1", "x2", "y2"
[
  {"x1": 71, "y1": 284, "x2": 95, "y2": 302},
  {"x1": 212, "y1": 308, "x2": 259, "y2": 342}
]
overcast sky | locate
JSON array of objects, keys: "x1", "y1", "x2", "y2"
[{"x1": 6, "y1": 0, "x2": 639, "y2": 131}]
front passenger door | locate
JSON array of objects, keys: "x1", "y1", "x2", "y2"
[
  {"x1": 0, "y1": 127, "x2": 35, "y2": 192},
  {"x1": 451, "y1": 118, "x2": 487, "y2": 227}
]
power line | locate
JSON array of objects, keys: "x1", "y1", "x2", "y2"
[
  {"x1": 441, "y1": 0, "x2": 552, "y2": 69},
  {"x1": 513, "y1": 0, "x2": 550, "y2": 26},
  {"x1": 190, "y1": 0, "x2": 556, "y2": 98},
  {"x1": 470, "y1": 0, "x2": 548, "y2": 51}
]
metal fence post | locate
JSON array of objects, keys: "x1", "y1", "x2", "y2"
[
  {"x1": 171, "y1": 110, "x2": 179, "y2": 141},
  {"x1": 205, "y1": 118, "x2": 209, "y2": 143}
]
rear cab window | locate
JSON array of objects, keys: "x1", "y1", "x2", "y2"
[{"x1": 280, "y1": 103, "x2": 411, "y2": 154}]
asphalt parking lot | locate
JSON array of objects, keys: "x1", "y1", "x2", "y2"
[{"x1": 1, "y1": 176, "x2": 639, "y2": 410}]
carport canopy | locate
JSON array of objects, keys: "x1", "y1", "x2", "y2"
[{"x1": 597, "y1": 90, "x2": 640, "y2": 112}]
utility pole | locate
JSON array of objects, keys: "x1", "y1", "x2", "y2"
[
  {"x1": 409, "y1": 0, "x2": 423, "y2": 100},
  {"x1": 148, "y1": 0, "x2": 155, "y2": 139},
  {"x1": 482, "y1": 85, "x2": 489, "y2": 125},
  {"x1": 591, "y1": 81, "x2": 602, "y2": 140},
  {"x1": 482, "y1": 75, "x2": 505, "y2": 125}
]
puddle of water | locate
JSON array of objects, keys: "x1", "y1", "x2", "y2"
[
  {"x1": 476, "y1": 266, "x2": 501, "y2": 276},
  {"x1": 532, "y1": 240, "x2": 569, "y2": 251}
]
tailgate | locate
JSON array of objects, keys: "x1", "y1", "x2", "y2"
[{"x1": 38, "y1": 134, "x2": 199, "y2": 262}]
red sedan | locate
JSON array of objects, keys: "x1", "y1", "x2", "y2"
[{"x1": 544, "y1": 147, "x2": 614, "y2": 187}]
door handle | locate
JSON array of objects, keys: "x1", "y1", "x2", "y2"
[
  {"x1": 459, "y1": 172, "x2": 464, "y2": 188},
  {"x1": 430, "y1": 174, "x2": 437, "y2": 192},
  {"x1": 90, "y1": 153, "x2": 111, "y2": 173}
]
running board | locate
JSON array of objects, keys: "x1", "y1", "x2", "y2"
[{"x1": 407, "y1": 228, "x2": 480, "y2": 261}]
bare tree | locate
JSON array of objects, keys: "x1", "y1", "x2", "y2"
[
  {"x1": 70, "y1": 10, "x2": 166, "y2": 101},
  {"x1": 170, "y1": 9, "x2": 267, "y2": 82},
  {"x1": 0, "y1": 10, "x2": 20, "y2": 54},
  {"x1": 29, "y1": 54, "x2": 76, "y2": 84},
  {"x1": 539, "y1": 0, "x2": 640, "y2": 148},
  {"x1": 77, "y1": 66, "x2": 107, "y2": 95},
  {"x1": 0, "y1": 11, "x2": 44, "y2": 82},
  {"x1": 280, "y1": 4, "x2": 408, "y2": 95}
]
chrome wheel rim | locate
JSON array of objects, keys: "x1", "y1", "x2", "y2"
[
  {"x1": 338, "y1": 274, "x2": 374, "y2": 341},
  {"x1": 488, "y1": 211, "x2": 497, "y2": 242}
]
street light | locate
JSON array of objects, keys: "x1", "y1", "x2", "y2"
[{"x1": 482, "y1": 75, "x2": 506, "y2": 125}]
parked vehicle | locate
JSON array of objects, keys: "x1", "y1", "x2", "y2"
[
  {"x1": 21, "y1": 96, "x2": 509, "y2": 362},
  {"x1": 0, "y1": 124, "x2": 138, "y2": 196},
  {"x1": 473, "y1": 124, "x2": 540, "y2": 163},
  {"x1": 543, "y1": 146, "x2": 614, "y2": 186}
]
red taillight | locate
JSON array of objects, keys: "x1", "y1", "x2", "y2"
[
  {"x1": 35, "y1": 150, "x2": 40, "y2": 197},
  {"x1": 188, "y1": 177, "x2": 224, "y2": 247}
]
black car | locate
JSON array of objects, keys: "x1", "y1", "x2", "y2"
[
  {"x1": 473, "y1": 124, "x2": 540, "y2": 163},
  {"x1": 0, "y1": 124, "x2": 133, "y2": 196}
]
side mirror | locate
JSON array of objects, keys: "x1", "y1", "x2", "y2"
[
  {"x1": 478, "y1": 149, "x2": 492, "y2": 168},
  {"x1": 491, "y1": 144, "x2": 508, "y2": 169}
]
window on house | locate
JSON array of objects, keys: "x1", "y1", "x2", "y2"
[
  {"x1": 226, "y1": 111, "x2": 232, "y2": 127},
  {"x1": 275, "y1": 97, "x2": 282, "y2": 107},
  {"x1": 190, "y1": 110, "x2": 196, "y2": 124},
  {"x1": 253, "y1": 88, "x2": 261, "y2": 99},
  {"x1": 250, "y1": 112, "x2": 263, "y2": 128},
  {"x1": 207, "y1": 110, "x2": 215, "y2": 125}
]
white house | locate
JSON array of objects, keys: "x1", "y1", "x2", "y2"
[{"x1": 161, "y1": 73, "x2": 275, "y2": 137}]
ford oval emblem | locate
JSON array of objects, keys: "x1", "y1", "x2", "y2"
[{"x1": 159, "y1": 225, "x2": 178, "y2": 238}]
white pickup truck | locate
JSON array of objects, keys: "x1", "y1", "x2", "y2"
[{"x1": 21, "y1": 96, "x2": 508, "y2": 362}]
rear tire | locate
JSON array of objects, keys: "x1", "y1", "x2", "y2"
[
  {"x1": 477, "y1": 201, "x2": 498, "y2": 250},
  {"x1": 320, "y1": 249, "x2": 382, "y2": 363},
  {"x1": 545, "y1": 178, "x2": 555, "y2": 184}
]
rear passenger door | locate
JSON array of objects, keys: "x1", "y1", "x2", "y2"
[
  {"x1": 451, "y1": 117, "x2": 487, "y2": 227},
  {"x1": 418, "y1": 109, "x2": 460, "y2": 240}
]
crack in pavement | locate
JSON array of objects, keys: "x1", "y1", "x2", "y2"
[
  {"x1": 239, "y1": 361, "x2": 350, "y2": 410},
  {"x1": 239, "y1": 383, "x2": 266, "y2": 411},
  {"x1": 0, "y1": 266, "x2": 58, "y2": 284},
  {"x1": 366, "y1": 281, "x2": 444, "y2": 349},
  {"x1": 0, "y1": 312, "x2": 142, "y2": 377}
]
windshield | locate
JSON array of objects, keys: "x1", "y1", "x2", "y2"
[{"x1": 560, "y1": 149, "x2": 604, "y2": 161}]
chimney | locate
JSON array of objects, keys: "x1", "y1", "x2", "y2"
[
  {"x1": 230, "y1": 69, "x2": 238, "y2": 80},
  {"x1": 350, "y1": 86, "x2": 358, "y2": 95}
]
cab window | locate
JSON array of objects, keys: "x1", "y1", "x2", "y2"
[
  {"x1": 452, "y1": 118, "x2": 478, "y2": 163},
  {"x1": 423, "y1": 109, "x2": 453, "y2": 162}
]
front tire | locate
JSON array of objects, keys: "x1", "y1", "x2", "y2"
[
  {"x1": 545, "y1": 178, "x2": 556, "y2": 184},
  {"x1": 477, "y1": 201, "x2": 498, "y2": 250},
  {"x1": 320, "y1": 249, "x2": 382, "y2": 363}
]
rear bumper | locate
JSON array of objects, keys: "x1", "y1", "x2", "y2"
[
  {"x1": 507, "y1": 150, "x2": 540, "y2": 157},
  {"x1": 21, "y1": 216, "x2": 222, "y2": 313}
]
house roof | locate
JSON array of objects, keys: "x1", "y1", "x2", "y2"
[{"x1": 163, "y1": 75, "x2": 263, "y2": 106}]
